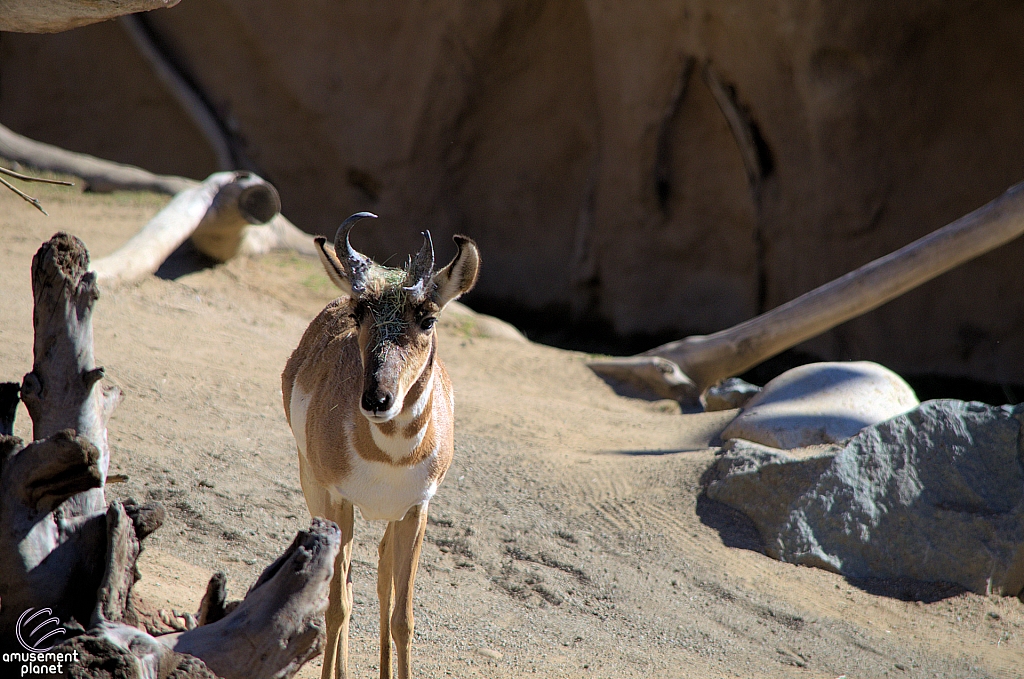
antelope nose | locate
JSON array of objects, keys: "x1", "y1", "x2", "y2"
[{"x1": 362, "y1": 391, "x2": 393, "y2": 414}]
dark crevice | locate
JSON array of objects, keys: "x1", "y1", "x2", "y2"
[
  {"x1": 654, "y1": 56, "x2": 695, "y2": 214},
  {"x1": 748, "y1": 118, "x2": 774, "y2": 180},
  {"x1": 701, "y1": 64, "x2": 774, "y2": 313},
  {"x1": 132, "y1": 14, "x2": 256, "y2": 174}
]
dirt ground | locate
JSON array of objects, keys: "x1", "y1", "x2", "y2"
[{"x1": 1, "y1": 176, "x2": 1023, "y2": 679}]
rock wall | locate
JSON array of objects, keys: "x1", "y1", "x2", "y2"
[{"x1": 3, "y1": 1, "x2": 1024, "y2": 383}]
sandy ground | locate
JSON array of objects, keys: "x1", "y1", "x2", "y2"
[{"x1": 2, "y1": 176, "x2": 1023, "y2": 679}]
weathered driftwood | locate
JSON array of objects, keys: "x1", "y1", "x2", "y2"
[
  {"x1": 0, "y1": 0, "x2": 178, "y2": 33},
  {"x1": 591, "y1": 180, "x2": 1024, "y2": 402},
  {"x1": 0, "y1": 234, "x2": 120, "y2": 640},
  {"x1": 2, "y1": 234, "x2": 336, "y2": 677},
  {"x1": 22, "y1": 233, "x2": 121, "y2": 498},
  {"x1": 0, "y1": 125, "x2": 317, "y2": 257},
  {"x1": 190, "y1": 173, "x2": 282, "y2": 261},
  {"x1": 172, "y1": 519, "x2": 340, "y2": 679},
  {"x1": 51, "y1": 516, "x2": 338, "y2": 679},
  {"x1": 55, "y1": 502, "x2": 213, "y2": 679},
  {"x1": 0, "y1": 123, "x2": 195, "y2": 194},
  {"x1": 89, "y1": 172, "x2": 279, "y2": 285},
  {"x1": 0, "y1": 431, "x2": 107, "y2": 640}
]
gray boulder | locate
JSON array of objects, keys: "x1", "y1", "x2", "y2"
[
  {"x1": 720, "y1": 361, "x2": 919, "y2": 449},
  {"x1": 706, "y1": 400, "x2": 1024, "y2": 596}
]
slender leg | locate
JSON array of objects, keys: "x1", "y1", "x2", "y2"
[
  {"x1": 321, "y1": 501, "x2": 354, "y2": 679},
  {"x1": 299, "y1": 456, "x2": 355, "y2": 679},
  {"x1": 390, "y1": 503, "x2": 429, "y2": 679},
  {"x1": 377, "y1": 522, "x2": 395, "y2": 679}
]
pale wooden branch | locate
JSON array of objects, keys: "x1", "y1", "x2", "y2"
[
  {"x1": 590, "y1": 179, "x2": 1024, "y2": 399},
  {"x1": 0, "y1": 0, "x2": 180, "y2": 33},
  {"x1": 1, "y1": 126, "x2": 318, "y2": 257},
  {"x1": 0, "y1": 122, "x2": 197, "y2": 194},
  {"x1": 89, "y1": 172, "x2": 281, "y2": 285},
  {"x1": 239, "y1": 214, "x2": 319, "y2": 257},
  {"x1": 191, "y1": 173, "x2": 282, "y2": 261},
  {"x1": 0, "y1": 173, "x2": 49, "y2": 214}
]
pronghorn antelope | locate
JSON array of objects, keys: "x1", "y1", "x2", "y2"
[{"x1": 282, "y1": 213, "x2": 479, "y2": 679}]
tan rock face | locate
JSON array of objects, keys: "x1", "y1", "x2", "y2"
[{"x1": 3, "y1": 1, "x2": 1024, "y2": 382}]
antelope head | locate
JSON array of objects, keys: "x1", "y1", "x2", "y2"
[{"x1": 315, "y1": 212, "x2": 480, "y2": 423}]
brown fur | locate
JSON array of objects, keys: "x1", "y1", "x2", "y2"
[{"x1": 282, "y1": 299, "x2": 453, "y2": 483}]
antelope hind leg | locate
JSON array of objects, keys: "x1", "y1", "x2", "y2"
[{"x1": 310, "y1": 496, "x2": 354, "y2": 679}]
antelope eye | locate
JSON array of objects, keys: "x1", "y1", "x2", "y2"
[{"x1": 420, "y1": 316, "x2": 437, "y2": 331}]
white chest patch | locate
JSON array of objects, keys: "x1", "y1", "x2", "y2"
[
  {"x1": 290, "y1": 380, "x2": 439, "y2": 521},
  {"x1": 332, "y1": 450, "x2": 439, "y2": 521}
]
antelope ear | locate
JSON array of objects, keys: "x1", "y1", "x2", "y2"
[
  {"x1": 431, "y1": 235, "x2": 480, "y2": 309},
  {"x1": 315, "y1": 236, "x2": 354, "y2": 296}
]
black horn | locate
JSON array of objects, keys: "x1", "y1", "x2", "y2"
[
  {"x1": 334, "y1": 212, "x2": 377, "y2": 292},
  {"x1": 404, "y1": 230, "x2": 435, "y2": 297}
]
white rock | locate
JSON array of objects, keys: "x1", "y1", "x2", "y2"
[{"x1": 720, "y1": 361, "x2": 918, "y2": 449}]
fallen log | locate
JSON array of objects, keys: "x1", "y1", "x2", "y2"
[
  {"x1": 590, "y1": 180, "x2": 1024, "y2": 403},
  {"x1": 0, "y1": 123, "x2": 195, "y2": 195},
  {"x1": 0, "y1": 125, "x2": 317, "y2": 258},
  {"x1": 90, "y1": 171, "x2": 280, "y2": 285},
  {"x1": 0, "y1": 0, "x2": 178, "y2": 33}
]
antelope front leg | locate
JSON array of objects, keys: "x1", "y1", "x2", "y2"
[
  {"x1": 390, "y1": 503, "x2": 429, "y2": 679},
  {"x1": 322, "y1": 501, "x2": 355, "y2": 679},
  {"x1": 377, "y1": 522, "x2": 395, "y2": 679}
]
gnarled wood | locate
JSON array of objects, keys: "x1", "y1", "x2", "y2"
[
  {"x1": 591, "y1": 180, "x2": 1024, "y2": 401},
  {"x1": 172, "y1": 518, "x2": 340, "y2": 679},
  {"x1": 49, "y1": 501, "x2": 194, "y2": 679},
  {"x1": 0, "y1": 431, "x2": 108, "y2": 642},
  {"x1": 3, "y1": 234, "x2": 334, "y2": 679},
  {"x1": 21, "y1": 233, "x2": 120, "y2": 496}
]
